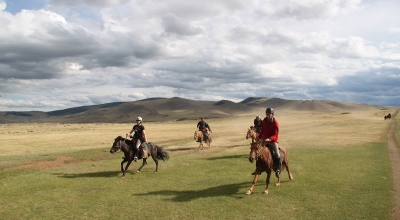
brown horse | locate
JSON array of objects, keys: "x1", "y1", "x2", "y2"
[
  {"x1": 109, "y1": 136, "x2": 169, "y2": 178},
  {"x1": 246, "y1": 140, "x2": 293, "y2": 195},
  {"x1": 194, "y1": 130, "x2": 212, "y2": 150},
  {"x1": 384, "y1": 113, "x2": 392, "y2": 120},
  {"x1": 246, "y1": 126, "x2": 259, "y2": 143}
]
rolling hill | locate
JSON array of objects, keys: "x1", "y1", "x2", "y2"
[{"x1": 0, "y1": 97, "x2": 383, "y2": 123}]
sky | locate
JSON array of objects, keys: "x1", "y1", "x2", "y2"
[{"x1": 0, "y1": 0, "x2": 399, "y2": 112}]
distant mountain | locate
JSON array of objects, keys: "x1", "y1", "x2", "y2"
[{"x1": 0, "y1": 97, "x2": 382, "y2": 123}]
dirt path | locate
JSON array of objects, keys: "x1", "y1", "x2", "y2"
[{"x1": 388, "y1": 110, "x2": 400, "y2": 219}]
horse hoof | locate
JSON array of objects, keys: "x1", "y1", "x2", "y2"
[
  {"x1": 245, "y1": 190, "x2": 252, "y2": 195},
  {"x1": 275, "y1": 183, "x2": 280, "y2": 186},
  {"x1": 263, "y1": 190, "x2": 269, "y2": 194},
  {"x1": 137, "y1": 170, "x2": 140, "y2": 173}
]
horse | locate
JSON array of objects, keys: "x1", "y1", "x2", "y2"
[
  {"x1": 384, "y1": 113, "x2": 392, "y2": 120},
  {"x1": 109, "y1": 136, "x2": 169, "y2": 178},
  {"x1": 194, "y1": 130, "x2": 212, "y2": 150},
  {"x1": 246, "y1": 140, "x2": 293, "y2": 195},
  {"x1": 246, "y1": 126, "x2": 259, "y2": 143}
]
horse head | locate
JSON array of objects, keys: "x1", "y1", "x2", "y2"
[
  {"x1": 246, "y1": 128, "x2": 251, "y2": 139},
  {"x1": 248, "y1": 141, "x2": 263, "y2": 163},
  {"x1": 194, "y1": 131, "x2": 202, "y2": 141},
  {"x1": 110, "y1": 136, "x2": 126, "y2": 154}
]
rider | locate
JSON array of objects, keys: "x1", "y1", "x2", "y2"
[
  {"x1": 197, "y1": 117, "x2": 212, "y2": 142},
  {"x1": 127, "y1": 116, "x2": 148, "y2": 162},
  {"x1": 253, "y1": 115, "x2": 262, "y2": 133},
  {"x1": 258, "y1": 108, "x2": 281, "y2": 178}
]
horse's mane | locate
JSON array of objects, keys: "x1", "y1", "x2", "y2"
[{"x1": 116, "y1": 136, "x2": 133, "y2": 145}]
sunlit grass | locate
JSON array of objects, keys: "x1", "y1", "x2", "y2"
[{"x1": 0, "y1": 109, "x2": 397, "y2": 219}]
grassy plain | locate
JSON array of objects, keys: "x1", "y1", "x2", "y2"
[{"x1": 0, "y1": 109, "x2": 398, "y2": 219}]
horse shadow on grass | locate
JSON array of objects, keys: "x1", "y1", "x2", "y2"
[
  {"x1": 53, "y1": 171, "x2": 121, "y2": 178},
  {"x1": 134, "y1": 182, "x2": 249, "y2": 202},
  {"x1": 206, "y1": 154, "x2": 249, "y2": 161}
]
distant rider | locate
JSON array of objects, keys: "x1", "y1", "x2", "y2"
[
  {"x1": 197, "y1": 117, "x2": 212, "y2": 142},
  {"x1": 258, "y1": 108, "x2": 281, "y2": 178},
  {"x1": 127, "y1": 116, "x2": 148, "y2": 162},
  {"x1": 253, "y1": 115, "x2": 262, "y2": 133}
]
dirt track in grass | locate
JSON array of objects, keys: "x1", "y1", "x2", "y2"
[{"x1": 388, "y1": 110, "x2": 400, "y2": 220}]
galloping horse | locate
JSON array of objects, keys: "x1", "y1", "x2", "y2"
[
  {"x1": 384, "y1": 113, "x2": 392, "y2": 120},
  {"x1": 110, "y1": 136, "x2": 169, "y2": 178},
  {"x1": 246, "y1": 126, "x2": 259, "y2": 143},
  {"x1": 246, "y1": 140, "x2": 293, "y2": 195},
  {"x1": 194, "y1": 130, "x2": 212, "y2": 150}
]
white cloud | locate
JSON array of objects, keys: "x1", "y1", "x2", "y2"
[{"x1": 0, "y1": 0, "x2": 399, "y2": 111}]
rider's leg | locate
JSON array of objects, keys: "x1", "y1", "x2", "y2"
[
  {"x1": 134, "y1": 139, "x2": 141, "y2": 161},
  {"x1": 202, "y1": 131, "x2": 208, "y2": 142},
  {"x1": 269, "y1": 142, "x2": 281, "y2": 178}
]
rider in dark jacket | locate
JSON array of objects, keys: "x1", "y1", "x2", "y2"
[
  {"x1": 127, "y1": 116, "x2": 148, "y2": 162},
  {"x1": 197, "y1": 117, "x2": 212, "y2": 142}
]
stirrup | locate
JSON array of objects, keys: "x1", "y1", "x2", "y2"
[{"x1": 134, "y1": 156, "x2": 138, "y2": 162}]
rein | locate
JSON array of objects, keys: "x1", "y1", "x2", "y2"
[
  {"x1": 114, "y1": 139, "x2": 126, "y2": 152},
  {"x1": 255, "y1": 145, "x2": 264, "y2": 160}
]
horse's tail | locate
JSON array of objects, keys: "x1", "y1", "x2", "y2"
[{"x1": 156, "y1": 145, "x2": 170, "y2": 161}]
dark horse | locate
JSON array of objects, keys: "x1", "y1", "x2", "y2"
[
  {"x1": 110, "y1": 136, "x2": 169, "y2": 178},
  {"x1": 384, "y1": 113, "x2": 392, "y2": 120},
  {"x1": 246, "y1": 140, "x2": 293, "y2": 195}
]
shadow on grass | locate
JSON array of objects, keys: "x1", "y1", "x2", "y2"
[
  {"x1": 167, "y1": 147, "x2": 195, "y2": 152},
  {"x1": 53, "y1": 171, "x2": 121, "y2": 178},
  {"x1": 134, "y1": 182, "x2": 250, "y2": 201},
  {"x1": 206, "y1": 154, "x2": 248, "y2": 160}
]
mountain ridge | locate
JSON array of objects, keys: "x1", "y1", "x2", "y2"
[{"x1": 0, "y1": 97, "x2": 383, "y2": 123}]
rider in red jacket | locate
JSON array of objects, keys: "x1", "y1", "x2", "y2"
[{"x1": 258, "y1": 107, "x2": 281, "y2": 178}]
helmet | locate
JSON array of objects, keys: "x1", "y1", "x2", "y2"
[
  {"x1": 266, "y1": 108, "x2": 274, "y2": 114},
  {"x1": 136, "y1": 116, "x2": 143, "y2": 121},
  {"x1": 256, "y1": 115, "x2": 260, "y2": 119}
]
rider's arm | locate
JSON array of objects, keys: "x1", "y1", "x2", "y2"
[
  {"x1": 126, "y1": 128, "x2": 134, "y2": 137},
  {"x1": 142, "y1": 130, "x2": 147, "y2": 143}
]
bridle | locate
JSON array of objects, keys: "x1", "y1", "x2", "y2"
[
  {"x1": 250, "y1": 142, "x2": 264, "y2": 161},
  {"x1": 113, "y1": 139, "x2": 125, "y2": 152}
]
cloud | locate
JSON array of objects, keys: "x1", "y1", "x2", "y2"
[{"x1": 0, "y1": 0, "x2": 399, "y2": 111}]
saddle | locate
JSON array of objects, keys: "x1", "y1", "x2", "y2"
[{"x1": 263, "y1": 143, "x2": 280, "y2": 160}]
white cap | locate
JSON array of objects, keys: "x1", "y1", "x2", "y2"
[{"x1": 136, "y1": 117, "x2": 143, "y2": 121}]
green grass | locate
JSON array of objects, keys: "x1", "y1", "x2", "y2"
[{"x1": 0, "y1": 141, "x2": 393, "y2": 220}]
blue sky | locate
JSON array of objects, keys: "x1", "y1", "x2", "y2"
[{"x1": 0, "y1": 0, "x2": 399, "y2": 111}]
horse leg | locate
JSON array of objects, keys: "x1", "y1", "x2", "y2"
[
  {"x1": 281, "y1": 152, "x2": 293, "y2": 181},
  {"x1": 284, "y1": 160, "x2": 293, "y2": 181},
  {"x1": 120, "y1": 160, "x2": 126, "y2": 173},
  {"x1": 152, "y1": 153, "x2": 159, "y2": 173},
  {"x1": 121, "y1": 159, "x2": 132, "y2": 178},
  {"x1": 199, "y1": 141, "x2": 204, "y2": 150},
  {"x1": 137, "y1": 158, "x2": 146, "y2": 172},
  {"x1": 246, "y1": 174, "x2": 260, "y2": 195},
  {"x1": 265, "y1": 169, "x2": 271, "y2": 193}
]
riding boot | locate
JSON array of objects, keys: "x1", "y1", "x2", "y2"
[
  {"x1": 134, "y1": 148, "x2": 138, "y2": 162},
  {"x1": 274, "y1": 157, "x2": 281, "y2": 178}
]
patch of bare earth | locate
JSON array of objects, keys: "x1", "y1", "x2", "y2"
[
  {"x1": 10, "y1": 156, "x2": 78, "y2": 170},
  {"x1": 388, "y1": 110, "x2": 400, "y2": 219}
]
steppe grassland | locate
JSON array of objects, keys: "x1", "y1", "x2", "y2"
[
  {"x1": 0, "y1": 109, "x2": 391, "y2": 161},
  {"x1": 0, "y1": 108, "x2": 396, "y2": 220}
]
